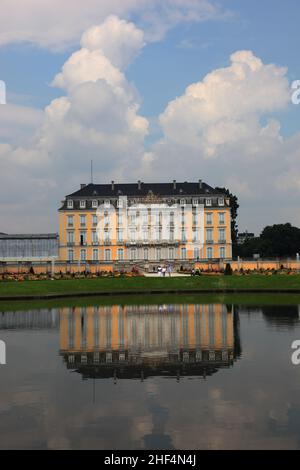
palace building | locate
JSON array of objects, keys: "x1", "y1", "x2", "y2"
[{"x1": 58, "y1": 180, "x2": 232, "y2": 268}]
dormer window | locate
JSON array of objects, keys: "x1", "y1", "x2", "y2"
[
  {"x1": 80, "y1": 200, "x2": 86, "y2": 209},
  {"x1": 67, "y1": 200, "x2": 73, "y2": 209},
  {"x1": 218, "y1": 198, "x2": 224, "y2": 206},
  {"x1": 206, "y1": 198, "x2": 212, "y2": 206},
  {"x1": 180, "y1": 199, "x2": 186, "y2": 206},
  {"x1": 192, "y1": 199, "x2": 198, "y2": 206},
  {"x1": 104, "y1": 200, "x2": 110, "y2": 208},
  {"x1": 92, "y1": 200, "x2": 98, "y2": 208}
]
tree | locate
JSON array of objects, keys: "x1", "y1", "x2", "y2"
[
  {"x1": 238, "y1": 223, "x2": 300, "y2": 258},
  {"x1": 215, "y1": 187, "x2": 239, "y2": 255}
]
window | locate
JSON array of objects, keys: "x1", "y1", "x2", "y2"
[
  {"x1": 68, "y1": 249, "x2": 74, "y2": 262},
  {"x1": 67, "y1": 215, "x2": 73, "y2": 227},
  {"x1": 80, "y1": 200, "x2": 86, "y2": 209},
  {"x1": 181, "y1": 230, "x2": 187, "y2": 242},
  {"x1": 169, "y1": 230, "x2": 174, "y2": 241},
  {"x1": 117, "y1": 213, "x2": 123, "y2": 225},
  {"x1": 104, "y1": 200, "x2": 110, "y2": 208},
  {"x1": 180, "y1": 199, "x2": 186, "y2": 206},
  {"x1": 206, "y1": 213, "x2": 212, "y2": 225},
  {"x1": 143, "y1": 230, "x2": 148, "y2": 242},
  {"x1": 218, "y1": 198, "x2": 224, "y2": 206},
  {"x1": 192, "y1": 230, "x2": 198, "y2": 242},
  {"x1": 67, "y1": 231, "x2": 74, "y2": 244},
  {"x1": 220, "y1": 247, "x2": 226, "y2": 259},
  {"x1": 219, "y1": 228, "x2": 225, "y2": 242},
  {"x1": 80, "y1": 215, "x2": 86, "y2": 227},
  {"x1": 92, "y1": 214, "x2": 98, "y2": 226},
  {"x1": 93, "y1": 249, "x2": 98, "y2": 261},
  {"x1": 193, "y1": 199, "x2": 198, "y2": 206},
  {"x1": 206, "y1": 198, "x2": 212, "y2": 206},
  {"x1": 80, "y1": 249, "x2": 86, "y2": 261},
  {"x1": 117, "y1": 249, "x2": 124, "y2": 261},
  {"x1": 117, "y1": 199, "x2": 123, "y2": 208},
  {"x1": 169, "y1": 247, "x2": 174, "y2": 260},
  {"x1": 67, "y1": 200, "x2": 73, "y2": 209},
  {"x1": 104, "y1": 230, "x2": 110, "y2": 243},
  {"x1": 206, "y1": 228, "x2": 213, "y2": 242},
  {"x1": 130, "y1": 248, "x2": 137, "y2": 261},
  {"x1": 105, "y1": 249, "x2": 111, "y2": 261},
  {"x1": 92, "y1": 231, "x2": 98, "y2": 244},
  {"x1": 181, "y1": 247, "x2": 186, "y2": 259},
  {"x1": 193, "y1": 213, "x2": 198, "y2": 225},
  {"x1": 130, "y1": 230, "x2": 136, "y2": 242},
  {"x1": 207, "y1": 247, "x2": 213, "y2": 259},
  {"x1": 117, "y1": 230, "x2": 123, "y2": 243},
  {"x1": 156, "y1": 248, "x2": 161, "y2": 261},
  {"x1": 144, "y1": 248, "x2": 149, "y2": 260},
  {"x1": 80, "y1": 232, "x2": 86, "y2": 245},
  {"x1": 219, "y1": 212, "x2": 225, "y2": 225},
  {"x1": 143, "y1": 212, "x2": 148, "y2": 224},
  {"x1": 104, "y1": 211, "x2": 109, "y2": 225},
  {"x1": 92, "y1": 200, "x2": 98, "y2": 208},
  {"x1": 194, "y1": 247, "x2": 200, "y2": 260}
]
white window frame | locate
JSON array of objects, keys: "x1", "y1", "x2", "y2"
[
  {"x1": 207, "y1": 247, "x2": 213, "y2": 259},
  {"x1": 93, "y1": 249, "x2": 98, "y2": 261},
  {"x1": 80, "y1": 200, "x2": 86, "y2": 209},
  {"x1": 192, "y1": 199, "x2": 199, "y2": 206},
  {"x1": 206, "y1": 198, "x2": 212, "y2": 207},
  {"x1": 105, "y1": 249, "x2": 111, "y2": 261},
  {"x1": 68, "y1": 249, "x2": 74, "y2": 262},
  {"x1": 219, "y1": 212, "x2": 225, "y2": 225},
  {"x1": 206, "y1": 228, "x2": 213, "y2": 242},
  {"x1": 67, "y1": 215, "x2": 74, "y2": 227},
  {"x1": 80, "y1": 215, "x2": 86, "y2": 226},
  {"x1": 80, "y1": 249, "x2": 86, "y2": 261},
  {"x1": 67, "y1": 200, "x2": 73, "y2": 209},
  {"x1": 218, "y1": 198, "x2": 225, "y2": 206},
  {"x1": 92, "y1": 200, "x2": 98, "y2": 208},
  {"x1": 220, "y1": 246, "x2": 226, "y2": 259}
]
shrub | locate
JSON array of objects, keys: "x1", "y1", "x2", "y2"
[{"x1": 224, "y1": 263, "x2": 233, "y2": 276}]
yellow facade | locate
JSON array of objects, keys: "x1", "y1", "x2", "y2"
[{"x1": 58, "y1": 181, "x2": 232, "y2": 266}]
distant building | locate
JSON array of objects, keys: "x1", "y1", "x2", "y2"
[
  {"x1": 237, "y1": 231, "x2": 255, "y2": 245},
  {"x1": 58, "y1": 180, "x2": 232, "y2": 266},
  {"x1": 0, "y1": 233, "x2": 59, "y2": 261}
]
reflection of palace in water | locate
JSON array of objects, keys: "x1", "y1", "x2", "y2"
[{"x1": 60, "y1": 304, "x2": 241, "y2": 380}]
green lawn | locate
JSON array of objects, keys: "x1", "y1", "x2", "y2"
[{"x1": 1, "y1": 274, "x2": 300, "y2": 299}]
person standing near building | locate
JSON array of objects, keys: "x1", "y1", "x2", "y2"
[{"x1": 167, "y1": 265, "x2": 172, "y2": 277}]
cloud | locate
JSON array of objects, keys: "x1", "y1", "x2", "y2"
[
  {"x1": 1, "y1": 14, "x2": 300, "y2": 235},
  {"x1": 0, "y1": 0, "x2": 222, "y2": 50},
  {"x1": 141, "y1": 50, "x2": 300, "y2": 232},
  {"x1": 0, "y1": 16, "x2": 149, "y2": 231}
]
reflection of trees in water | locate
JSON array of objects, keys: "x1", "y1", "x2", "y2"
[
  {"x1": 233, "y1": 306, "x2": 242, "y2": 359},
  {"x1": 262, "y1": 305, "x2": 300, "y2": 329}
]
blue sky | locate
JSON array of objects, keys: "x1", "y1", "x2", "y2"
[
  {"x1": 0, "y1": 0, "x2": 300, "y2": 233},
  {"x1": 2, "y1": 0, "x2": 300, "y2": 119}
]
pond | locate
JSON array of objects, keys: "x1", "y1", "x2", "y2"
[{"x1": 0, "y1": 297, "x2": 300, "y2": 449}]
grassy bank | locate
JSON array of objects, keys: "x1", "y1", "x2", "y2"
[{"x1": 0, "y1": 274, "x2": 300, "y2": 300}]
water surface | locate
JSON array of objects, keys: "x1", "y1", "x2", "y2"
[{"x1": 0, "y1": 298, "x2": 300, "y2": 449}]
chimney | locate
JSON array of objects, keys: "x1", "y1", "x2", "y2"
[
  {"x1": 173, "y1": 180, "x2": 176, "y2": 190},
  {"x1": 111, "y1": 180, "x2": 115, "y2": 191},
  {"x1": 138, "y1": 180, "x2": 142, "y2": 190},
  {"x1": 198, "y1": 179, "x2": 203, "y2": 190},
  {"x1": 80, "y1": 184, "x2": 86, "y2": 189}
]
